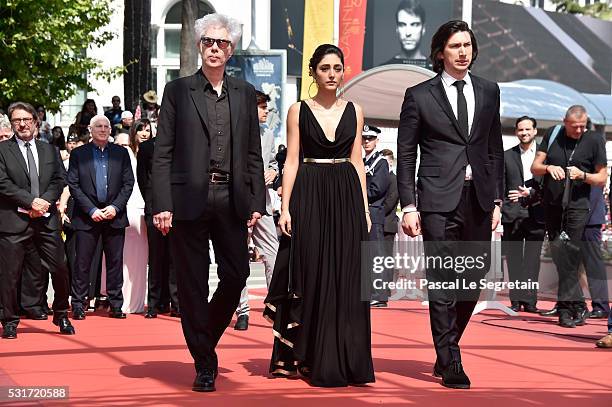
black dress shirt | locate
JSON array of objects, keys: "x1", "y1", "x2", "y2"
[{"x1": 203, "y1": 75, "x2": 232, "y2": 175}]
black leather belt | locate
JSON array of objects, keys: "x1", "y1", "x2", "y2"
[{"x1": 209, "y1": 172, "x2": 230, "y2": 183}]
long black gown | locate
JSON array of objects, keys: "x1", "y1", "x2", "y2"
[{"x1": 263, "y1": 101, "x2": 375, "y2": 387}]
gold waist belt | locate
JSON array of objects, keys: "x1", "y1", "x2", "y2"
[{"x1": 303, "y1": 158, "x2": 350, "y2": 164}]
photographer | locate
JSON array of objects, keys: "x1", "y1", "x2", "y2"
[{"x1": 531, "y1": 105, "x2": 607, "y2": 328}]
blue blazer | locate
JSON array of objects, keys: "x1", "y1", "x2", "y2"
[{"x1": 67, "y1": 142, "x2": 134, "y2": 230}]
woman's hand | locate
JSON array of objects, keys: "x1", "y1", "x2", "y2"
[{"x1": 279, "y1": 209, "x2": 292, "y2": 237}]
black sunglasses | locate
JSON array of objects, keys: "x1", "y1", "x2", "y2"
[{"x1": 200, "y1": 36, "x2": 232, "y2": 49}]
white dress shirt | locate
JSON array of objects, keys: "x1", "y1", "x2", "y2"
[
  {"x1": 16, "y1": 136, "x2": 40, "y2": 174},
  {"x1": 520, "y1": 142, "x2": 536, "y2": 183},
  {"x1": 441, "y1": 70, "x2": 475, "y2": 180}
]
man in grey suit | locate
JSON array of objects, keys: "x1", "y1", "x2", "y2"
[{"x1": 234, "y1": 90, "x2": 280, "y2": 331}]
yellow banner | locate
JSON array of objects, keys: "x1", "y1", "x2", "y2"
[{"x1": 300, "y1": 0, "x2": 335, "y2": 100}]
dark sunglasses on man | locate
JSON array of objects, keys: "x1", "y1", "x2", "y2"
[{"x1": 200, "y1": 36, "x2": 232, "y2": 49}]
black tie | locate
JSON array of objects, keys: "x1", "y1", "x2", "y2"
[
  {"x1": 453, "y1": 80, "x2": 468, "y2": 138},
  {"x1": 24, "y1": 141, "x2": 39, "y2": 197}
]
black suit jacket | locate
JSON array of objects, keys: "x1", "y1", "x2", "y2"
[
  {"x1": 384, "y1": 171, "x2": 400, "y2": 234},
  {"x1": 137, "y1": 137, "x2": 155, "y2": 216},
  {"x1": 502, "y1": 144, "x2": 544, "y2": 224},
  {"x1": 152, "y1": 70, "x2": 266, "y2": 220},
  {"x1": 0, "y1": 138, "x2": 64, "y2": 233},
  {"x1": 397, "y1": 73, "x2": 503, "y2": 212},
  {"x1": 66, "y1": 142, "x2": 134, "y2": 230}
]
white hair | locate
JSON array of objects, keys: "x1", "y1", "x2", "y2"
[
  {"x1": 194, "y1": 13, "x2": 242, "y2": 46},
  {"x1": 89, "y1": 114, "x2": 110, "y2": 127},
  {"x1": 0, "y1": 114, "x2": 10, "y2": 130}
]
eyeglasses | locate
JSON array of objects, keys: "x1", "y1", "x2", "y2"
[
  {"x1": 200, "y1": 36, "x2": 232, "y2": 49},
  {"x1": 11, "y1": 118, "x2": 34, "y2": 126}
]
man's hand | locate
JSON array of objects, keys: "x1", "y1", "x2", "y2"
[
  {"x1": 508, "y1": 186, "x2": 530, "y2": 202},
  {"x1": 247, "y1": 211, "x2": 262, "y2": 227},
  {"x1": 153, "y1": 211, "x2": 173, "y2": 236},
  {"x1": 567, "y1": 166, "x2": 586, "y2": 181},
  {"x1": 31, "y1": 198, "x2": 50, "y2": 213},
  {"x1": 91, "y1": 209, "x2": 105, "y2": 222},
  {"x1": 401, "y1": 212, "x2": 421, "y2": 237},
  {"x1": 277, "y1": 186, "x2": 282, "y2": 197},
  {"x1": 546, "y1": 165, "x2": 565, "y2": 181},
  {"x1": 264, "y1": 169, "x2": 277, "y2": 186},
  {"x1": 491, "y1": 205, "x2": 501, "y2": 231},
  {"x1": 101, "y1": 206, "x2": 117, "y2": 220},
  {"x1": 28, "y1": 209, "x2": 45, "y2": 218}
]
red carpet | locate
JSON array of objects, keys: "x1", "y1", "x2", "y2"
[{"x1": 1, "y1": 294, "x2": 611, "y2": 406}]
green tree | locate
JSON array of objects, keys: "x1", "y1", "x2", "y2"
[
  {"x1": 551, "y1": 0, "x2": 612, "y2": 20},
  {"x1": 0, "y1": 0, "x2": 118, "y2": 112}
]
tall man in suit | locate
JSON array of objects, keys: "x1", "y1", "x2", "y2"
[
  {"x1": 0, "y1": 102, "x2": 75, "y2": 339},
  {"x1": 137, "y1": 136, "x2": 179, "y2": 319},
  {"x1": 151, "y1": 13, "x2": 265, "y2": 392},
  {"x1": 67, "y1": 114, "x2": 134, "y2": 320},
  {"x1": 501, "y1": 116, "x2": 545, "y2": 313},
  {"x1": 397, "y1": 20, "x2": 504, "y2": 389}
]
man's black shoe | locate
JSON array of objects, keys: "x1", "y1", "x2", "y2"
[
  {"x1": 573, "y1": 309, "x2": 588, "y2": 326},
  {"x1": 26, "y1": 311, "x2": 48, "y2": 320},
  {"x1": 144, "y1": 309, "x2": 158, "y2": 319},
  {"x1": 72, "y1": 309, "x2": 86, "y2": 320},
  {"x1": 234, "y1": 315, "x2": 249, "y2": 331},
  {"x1": 1, "y1": 325, "x2": 17, "y2": 339},
  {"x1": 109, "y1": 309, "x2": 127, "y2": 319},
  {"x1": 539, "y1": 307, "x2": 558, "y2": 317},
  {"x1": 589, "y1": 310, "x2": 608, "y2": 319},
  {"x1": 510, "y1": 302, "x2": 521, "y2": 312},
  {"x1": 559, "y1": 312, "x2": 576, "y2": 328},
  {"x1": 192, "y1": 368, "x2": 217, "y2": 392},
  {"x1": 522, "y1": 304, "x2": 540, "y2": 313},
  {"x1": 370, "y1": 300, "x2": 388, "y2": 308},
  {"x1": 170, "y1": 310, "x2": 181, "y2": 318},
  {"x1": 439, "y1": 361, "x2": 470, "y2": 389},
  {"x1": 53, "y1": 316, "x2": 75, "y2": 335}
]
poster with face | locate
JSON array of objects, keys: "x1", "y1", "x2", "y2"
[{"x1": 362, "y1": 0, "x2": 455, "y2": 70}]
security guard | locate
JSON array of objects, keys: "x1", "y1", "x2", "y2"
[{"x1": 362, "y1": 125, "x2": 391, "y2": 307}]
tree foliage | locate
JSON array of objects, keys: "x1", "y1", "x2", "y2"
[
  {"x1": 0, "y1": 0, "x2": 119, "y2": 112},
  {"x1": 551, "y1": 0, "x2": 612, "y2": 20}
]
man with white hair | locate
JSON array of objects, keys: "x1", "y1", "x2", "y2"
[
  {"x1": 152, "y1": 13, "x2": 265, "y2": 392},
  {"x1": 67, "y1": 114, "x2": 134, "y2": 320},
  {"x1": 0, "y1": 114, "x2": 12, "y2": 141}
]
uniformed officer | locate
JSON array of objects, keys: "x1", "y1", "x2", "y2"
[{"x1": 362, "y1": 125, "x2": 391, "y2": 307}]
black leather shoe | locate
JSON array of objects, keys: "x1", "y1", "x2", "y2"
[
  {"x1": 522, "y1": 304, "x2": 540, "y2": 313},
  {"x1": 109, "y1": 309, "x2": 127, "y2": 319},
  {"x1": 144, "y1": 309, "x2": 158, "y2": 319},
  {"x1": 589, "y1": 310, "x2": 608, "y2": 319},
  {"x1": 370, "y1": 300, "x2": 388, "y2": 308},
  {"x1": 539, "y1": 307, "x2": 558, "y2": 316},
  {"x1": 53, "y1": 316, "x2": 75, "y2": 335},
  {"x1": 559, "y1": 312, "x2": 576, "y2": 328},
  {"x1": 192, "y1": 368, "x2": 217, "y2": 392},
  {"x1": 573, "y1": 309, "x2": 588, "y2": 326},
  {"x1": 439, "y1": 361, "x2": 470, "y2": 389},
  {"x1": 510, "y1": 302, "x2": 521, "y2": 312},
  {"x1": 170, "y1": 310, "x2": 181, "y2": 318},
  {"x1": 26, "y1": 311, "x2": 48, "y2": 320},
  {"x1": 72, "y1": 309, "x2": 86, "y2": 320},
  {"x1": 157, "y1": 306, "x2": 170, "y2": 314},
  {"x1": 1, "y1": 325, "x2": 17, "y2": 339},
  {"x1": 234, "y1": 315, "x2": 249, "y2": 331},
  {"x1": 433, "y1": 362, "x2": 442, "y2": 378}
]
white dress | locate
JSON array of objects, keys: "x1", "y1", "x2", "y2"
[{"x1": 102, "y1": 148, "x2": 149, "y2": 313}]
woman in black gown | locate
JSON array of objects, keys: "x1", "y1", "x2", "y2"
[{"x1": 263, "y1": 44, "x2": 375, "y2": 387}]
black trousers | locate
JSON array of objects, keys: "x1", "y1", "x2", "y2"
[
  {"x1": 502, "y1": 217, "x2": 545, "y2": 305},
  {"x1": 72, "y1": 223, "x2": 125, "y2": 311},
  {"x1": 170, "y1": 184, "x2": 250, "y2": 371},
  {"x1": 544, "y1": 205, "x2": 589, "y2": 315},
  {"x1": 369, "y1": 223, "x2": 391, "y2": 302},
  {"x1": 0, "y1": 222, "x2": 70, "y2": 327},
  {"x1": 19, "y1": 241, "x2": 47, "y2": 314},
  {"x1": 581, "y1": 225, "x2": 610, "y2": 313},
  {"x1": 420, "y1": 182, "x2": 491, "y2": 369},
  {"x1": 145, "y1": 215, "x2": 179, "y2": 312}
]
